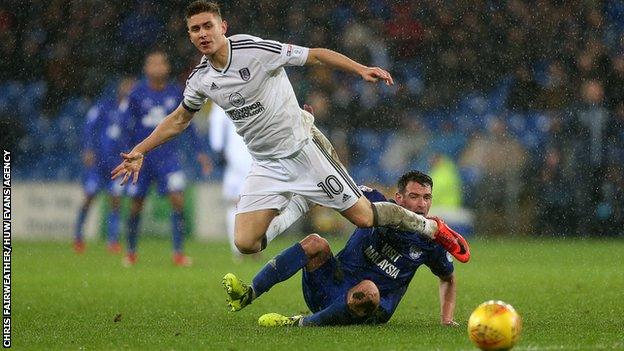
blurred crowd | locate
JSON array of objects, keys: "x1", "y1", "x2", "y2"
[{"x1": 1, "y1": 0, "x2": 623, "y2": 236}]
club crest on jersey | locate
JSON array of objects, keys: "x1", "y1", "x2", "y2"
[
  {"x1": 239, "y1": 68, "x2": 251, "y2": 81},
  {"x1": 409, "y1": 246, "x2": 423, "y2": 260},
  {"x1": 229, "y1": 92, "x2": 246, "y2": 107}
]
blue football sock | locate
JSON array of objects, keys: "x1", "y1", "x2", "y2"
[
  {"x1": 74, "y1": 206, "x2": 88, "y2": 241},
  {"x1": 127, "y1": 213, "x2": 141, "y2": 253},
  {"x1": 252, "y1": 243, "x2": 308, "y2": 298},
  {"x1": 301, "y1": 293, "x2": 354, "y2": 326},
  {"x1": 172, "y1": 210, "x2": 185, "y2": 253},
  {"x1": 108, "y1": 210, "x2": 120, "y2": 244}
]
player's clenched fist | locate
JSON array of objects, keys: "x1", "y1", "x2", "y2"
[{"x1": 111, "y1": 151, "x2": 144, "y2": 185}]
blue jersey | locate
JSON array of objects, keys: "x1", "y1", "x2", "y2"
[
  {"x1": 123, "y1": 79, "x2": 203, "y2": 165},
  {"x1": 83, "y1": 97, "x2": 127, "y2": 166},
  {"x1": 334, "y1": 187, "x2": 454, "y2": 318}
]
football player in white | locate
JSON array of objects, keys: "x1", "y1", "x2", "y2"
[{"x1": 112, "y1": 1, "x2": 469, "y2": 261}]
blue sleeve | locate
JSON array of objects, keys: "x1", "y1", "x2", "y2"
[
  {"x1": 82, "y1": 104, "x2": 101, "y2": 151},
  {"x1": 119, "y1": 94, "x2": 138, "y2": 148},
  {"x1": 425, "y1": 246, "x2": 454, "y2": 278},
  {"x1": 360, "y1": 185, "x2": 387, "y2": 202}
]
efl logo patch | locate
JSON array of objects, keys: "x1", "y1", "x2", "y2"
[
  {"x1": 286, "y1": 44, "x2": 293, "y2": 56},
  {"x1": 229, "y1": 92, "x2": 245, "y2": 107},
  {"x1": 239, "y1": 68, "x2": 251, "y2": 81}
]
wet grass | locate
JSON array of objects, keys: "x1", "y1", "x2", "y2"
[{"x1": 13, "y1": 236, "x2": 624, "y2": 350}]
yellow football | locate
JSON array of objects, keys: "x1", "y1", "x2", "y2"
[{"x1": 467, "y1": 300, "x2": 522, "y2": 350}]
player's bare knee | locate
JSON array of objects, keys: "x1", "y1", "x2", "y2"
[
  {"x1": 234, "y1": 236, "x2": 262, "y2": 254},
  {"x1": 347, "y1": 280, "x2": 380, "y2": 317},
  {"x1": 300, "y1": 233, "x2": 330, "y2": 258}
]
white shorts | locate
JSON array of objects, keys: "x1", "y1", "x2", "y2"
[{"x1": 237, "y1": 134, "x2": 362, "y2": 214}]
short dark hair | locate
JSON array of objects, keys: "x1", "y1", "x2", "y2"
[
  {"x1": 185, "y1": 1, "x2": 222, "y2": 20},
  {"x1": 144, "y1": 49, "x2": 169, "y2": 63},
  {"x1": 397, "y1": 170, "x2": 433, "y2": 194}
]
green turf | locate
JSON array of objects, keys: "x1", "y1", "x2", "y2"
[{"x1": 13, "y1": 237, "x2": 624, "y2": 350}]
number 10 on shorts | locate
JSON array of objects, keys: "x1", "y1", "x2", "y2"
[{"x1": 317, "y1": 175, "x2": 344, "y2": 199}]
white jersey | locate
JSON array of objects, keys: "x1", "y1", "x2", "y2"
[
  {"x1": 183, "y1": 34, "x2": 312, "y2": 160},
  {"x1": 208, "y1": 103, "x2": 253, "y2": 199}
]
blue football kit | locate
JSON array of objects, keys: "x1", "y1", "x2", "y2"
[
  {"x1": 122, "y1": 79, "x2": 202, "y2": 197},
  {"x1": 82, "y1": 97, "x2": 127, "y2": 196},
  {"x1": 302, "y1": 187, "x2": 454, "y2": 324}
]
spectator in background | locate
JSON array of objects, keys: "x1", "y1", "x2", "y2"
[
  {"x1": 605, "y1": 54, "x2": 624, "y2": 109},
  {"x1": 381, "y1": 112, "x2": 432, "y2": 182},
  {"x1": 596, "y1": 164, "x2": 624, "y2": 236},
  {"x1": 428, "y1": 153, "x2": 462, "y2": 210},
  {"x1": 507, "y1": 64, "x2": 542, "y2": 112},
  {"x1": 534, "y1": 147, "x2": 574, "y2": 236},
  {"x1": 460, "y1": 117, "x2": 527, "y2": 235},
  {"x1": 540, "y1": 60, "x2": 574, "y2": 111},
  {"x1": 606, "y1": 102, "x2": 624, "y2": 165},
  {"x1": 569, "y1": 80, "x2": 610, "y2": 233}
]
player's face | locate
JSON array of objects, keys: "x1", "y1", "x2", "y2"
[
  {"x1": 144, "y1": 53, "x2": 170, "y2": 82},
  {"x1": 395, "y1": 181, "x2": 432, "y2": 216},
  {"x1": 187, "y1": 12, "x2": 227, "y2": 56}
]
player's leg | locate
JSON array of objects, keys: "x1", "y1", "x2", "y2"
[
  {"x1": 106, "y1": 194, "x2": 122, "y2": 254},
  {"x1": 341, "y1": 195, "x2": 438, "y2": 236},
  {"x1": 106, "y1": 174, "x2": 124, "y2": 254},
  {"x1": 74, "y1": 167, "x2": 101, "y2": 253},
  {"x1": 74, "y1": 192, "x2": 96, "y2": 253},
  {"x1": 233, "y1": 209, "x2": 278, "y2": 254},
  {"x1": 311, "y1": 126, "x2": 469, "y2": 261},
  {"x1": 223, "y1": 233, "x2": 331, "y2": 311},
  {"x1": 234, "y1": 195, "x2": 313, "y2": 254},
  {"x1": 124, "y1": 196, "x2": 144, "y2": 265},
  {"x1": 168, "y1": 190, "x2": 192, "y2": 266},
  {"x1": 225, "y1": 199, "x2": 239, "y2": 257}
]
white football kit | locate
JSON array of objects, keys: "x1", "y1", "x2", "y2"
[{"x1": 183, "y1": 34, "x2": 361, "y2": 213}]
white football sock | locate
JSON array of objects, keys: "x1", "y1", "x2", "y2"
[
  {"x1": 265, "y1": 195, "x2": 311, "y2": 244},
  {"x1": 371, "y1": 202, "x2": 438, "y2": 238},
  {"x1": 226, "y1": 204, "x2": 240, "y2": 256}
]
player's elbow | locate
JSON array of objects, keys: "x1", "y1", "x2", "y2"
[{"x1": 305, "y1": 48, "x2": 325, "y2": 66}]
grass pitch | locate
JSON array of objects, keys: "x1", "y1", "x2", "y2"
[{"x1": 14, "y1": 236, "x2": 624, "y2": 350}]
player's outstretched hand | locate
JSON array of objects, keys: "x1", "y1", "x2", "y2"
[
  {"x1": 111, "y1": 151, "x2": 144, "y2": 185},
  {"x1": 360, "y1": 67, "x2": 394, "y2": 86}
]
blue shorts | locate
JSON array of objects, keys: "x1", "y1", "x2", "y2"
[
  {"x1": 302, "y1": 256, "x2": 357, "y2": 313},
  {"x1": 83, "y1": 159, "x2": 124, "y2": 196},
  {"x1": 126, "y1": 156, "x2": 186, "y2": 198},
  {"x1": 302, "y1": 256, "x2": 393, "y2": 325}
]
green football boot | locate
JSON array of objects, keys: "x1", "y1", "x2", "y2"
[
  {"x1": 258, "y1": 313, "x2": 303, "y2": 327},
  {"x1": 222, "y1": 273, "x2": 253, "y2": 312}
]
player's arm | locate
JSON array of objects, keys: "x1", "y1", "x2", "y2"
[
  {"x1": 438, "y1": 273, "x2": 458, "y2": 327},
  {"x1": 305, "y1": 48, "x2": 394, "y2": 85},
  {"x1": 111, "y1": 105, "x2": 194, "y2": 184}
]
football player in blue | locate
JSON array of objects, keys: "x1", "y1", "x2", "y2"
[
  {"x1": 74, "y1": 77, "x2": 136, "y2": 254},
  {"x1": 121, "y1": 50, "x2": 212, "y2": 266},
  {"x1": 223, "y1": 170, "x2": 469, "y2": 327}
]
